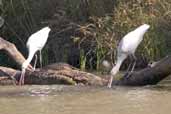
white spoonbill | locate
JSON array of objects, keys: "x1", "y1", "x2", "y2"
[
  {"x1": 108, "y1": 24, "x2": 150, "y2": 88},
  {"x1": 19, "y1": 26, "x2": 51, "y2": 85}
]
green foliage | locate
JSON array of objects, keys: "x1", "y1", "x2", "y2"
[
  {"x1": 0, "y1": 0, "x2": 52, "y2": 67},
  {"x1": 79, "y1": 49, "x2": 86, "y2": 70},
  {"x1": 75, "y1": 0, "x2": 171, "y2": 70},
  {"x1": 112, "y1": 0, "x2": 171, "y2": 60}
]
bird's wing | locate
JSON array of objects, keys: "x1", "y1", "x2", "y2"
[
  {"x1": 26, "y1": 30, "x2": 49, "y2": 50},
  {"x1": 118, "y1": 31, "x2": 140, "y2": 53}
]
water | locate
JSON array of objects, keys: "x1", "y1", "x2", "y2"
[{"x1": 0, "y1": 82, "x2": 171, "y2": 114}]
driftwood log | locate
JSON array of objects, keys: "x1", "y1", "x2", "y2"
[
  {"x1": 0, "y1": 37, "x2": 32, "y2": 70},
  {"x1": 0, "y1": 37, "x2": 171, "y2": 86}
]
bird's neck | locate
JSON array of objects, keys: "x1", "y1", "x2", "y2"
[
  {"x1": 114, "y1": 58, "x2": 124, "y2": 70},
  {"x1": 22, "y1": 49, "x2": 37, "y2": 69},
  {"x1": 110, "y1": 64, "x2": 120, "y2": 76},
  {"x1": 111, "y1": 56, "x2": 126, "y2": 76},
  {"x1": 27, "y1": 49, "x2": 37, "y2": 64}
]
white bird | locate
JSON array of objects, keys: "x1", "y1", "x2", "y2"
[
  {"x1": 19, "y1": 26, "x2": 51, "y2": 85},
  {"x1": 107, "y1": 24, "x2": 150, "y2": 88}
]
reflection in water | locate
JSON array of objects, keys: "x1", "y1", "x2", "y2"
[{"x1": 0, "y1": 84, "x2": 171, "y2": 114}]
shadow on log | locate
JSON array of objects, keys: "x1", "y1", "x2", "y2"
[{"x1": 0, "y1": 37, "x2": 171, "y2": 86}]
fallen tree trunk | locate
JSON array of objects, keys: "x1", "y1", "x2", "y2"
[
  {"x1": 0, "y1": 64, "x2": 106, "y2": 86},
  {"x1": 0, "y1": 37, "x2": 32, "y2": 70},
  {"x1": 113, "y1": 55, "x2": 171, "y2": 86},
  {"x1": 0, "y1": 37, "x2": 171, "y2": 86}
]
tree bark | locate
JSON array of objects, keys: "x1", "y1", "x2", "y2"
[
  {"x1": 112, "y1": 55, "x2": 171, "y2": 86},
  {"x1": 0, "y1": 37, "x2": 32, "y2": 70},
  {"x1": 0, "y1": 64, "x2": 105, "y2": 86},
  {"x1": 0, "y1": 37, "x2": 171, "y2": 86}
]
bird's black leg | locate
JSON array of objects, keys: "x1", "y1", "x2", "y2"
[
  {"x1": 125, "y1": 54, "x2": 136, "y2": 78},
  {"x1": 126, "y1": 58, "x2": 133, "y2": 72},
  {"x1": 39, "y1": 50, "x2": 42, "y2": 68},
  {"x1": 19, "y1": 69, "x2": 25, "y2": 85},
  {"x1": 125, "y1": 55, "x2": 133, "y2": 75},
  {"x1": 130, "y1": 54, "x2": 137, "y2": 72},
  {"x1": 33, "y1": 54, "x2": 38, "y2": 70}
]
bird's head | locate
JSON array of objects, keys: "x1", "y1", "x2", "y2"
[
  {"x1": 110, "y1": 65, "x2": 120, "y2": 76},
  {"x1": 22, "y1": 61, "x2": 29, "y2": 71}
]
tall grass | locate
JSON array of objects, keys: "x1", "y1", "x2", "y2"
[
  {"x1": 112, "y1": 0, "x2": 171, "y2": 60},
  {"x1": 79, "y1": 49, "x2": 86, "y2": 70},
  {"x1": 76, "y1": 0, "x2": 171, "y2": 70},
  {"x1": 0, "y1": 0, "x2": 50, "y2": 67}
]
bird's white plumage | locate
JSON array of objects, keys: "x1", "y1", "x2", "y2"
[
  {"x1": 108, "y1": 24, "x2": 150, "y2": 88},
  {"x1": 118, "y1": 24, "x2": 150, "y2": 54},
  {"x1": 27, "y1": 27, "x2": 50, "y2": 52},
  {"x1": 22, "y1": 26, "x2": 51, "y2": 69},
  {"x1": 20, "y1": 26, "x2": 51, "y2": 85}
]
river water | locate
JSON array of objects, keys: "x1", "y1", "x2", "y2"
[{"x1": 0, "y1": 81, "x2": 171, "y2": 114}]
